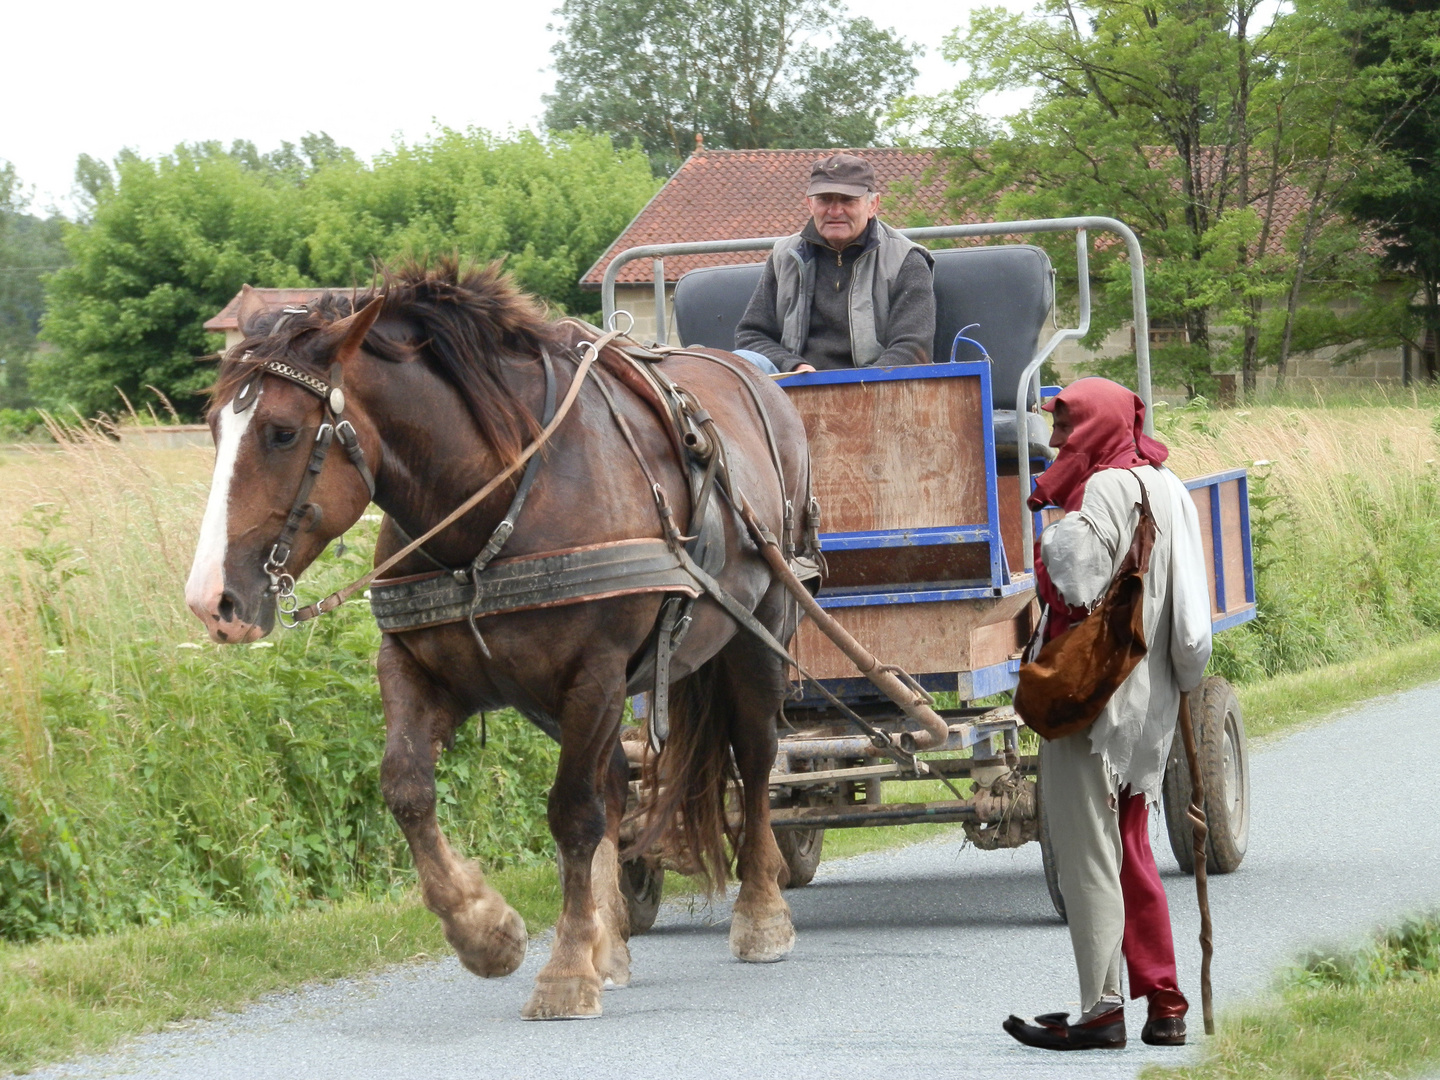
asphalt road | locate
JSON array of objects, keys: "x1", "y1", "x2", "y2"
[{"x1": 28, "y1": 683, "x2": 1440, "y2": 1080}]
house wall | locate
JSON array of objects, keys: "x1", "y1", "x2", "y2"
[
  {"x1": 609, "y1": 284, "x2": 1410, "y2": 393},
  {"x1": 607, "y1": 284, "x2": 678, "y2": 344}
]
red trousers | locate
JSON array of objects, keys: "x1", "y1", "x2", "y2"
[{"x1": 1118, "y1": 788, "x2": 1180, "y2": 999}]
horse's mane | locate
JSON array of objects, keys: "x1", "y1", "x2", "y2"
[{"x1": 211, "y1": 258, "x2": 557, "y2": 465}]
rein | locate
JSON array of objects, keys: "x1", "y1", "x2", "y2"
[{"x1": 276, "y1": 329, "x2": 618, "y2": 625}]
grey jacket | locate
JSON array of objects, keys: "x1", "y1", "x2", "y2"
[{"x1": 735, "y1": 219, "x2": 936, "y2": 372}]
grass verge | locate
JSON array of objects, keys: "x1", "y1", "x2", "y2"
[
  {"x1": 0, "y1": 865, "x2": 560, "y2": 1075},
  {"x1": 1143, "y1": 915, "x2": 1440, "y2": 1080},
  {"x1": 12, "y1": 634, "x2": 1440, "y2": 1075},
  {"x1": 1238, "y1": 632, "x2": 1440, "y2": 741}
]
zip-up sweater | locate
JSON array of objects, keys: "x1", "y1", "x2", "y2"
[{"x1": 734, "y1": 218, "x2": 936, "y2": 372}]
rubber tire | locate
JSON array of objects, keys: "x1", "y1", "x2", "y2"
[
  {"x1": 1162, "y1": 675, "x2": 1250, "y2": 875},
  {"x1": 618, "y1": 857, "x2": 665, "y2": 936},
  {"x1": 774, "y1": 827, "x2": 824, "y2": 889},
  {"x1": 1036, "y1": 770, "x2": 1068, "y2": 923}
]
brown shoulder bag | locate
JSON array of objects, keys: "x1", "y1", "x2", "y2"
[{"x1": 1014, "y1": 471, "x2": 1157, "y2": 741}]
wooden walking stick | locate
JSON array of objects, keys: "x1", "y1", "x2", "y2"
[{"x1": 1177, "y1": 691, "x2": 1215, "y2": 1035}]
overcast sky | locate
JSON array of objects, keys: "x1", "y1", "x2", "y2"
[{"x1": 3, "y1": 0, "x2": 1030, "y2": 218}]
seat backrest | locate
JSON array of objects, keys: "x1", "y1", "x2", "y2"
[
  {"x1": 672, "y1": 262, "x2": 768, "y2": 351},
  {"x1": 669, "y1": 243, "x2": 1054, "y2": 409},
  {"x1": 930, "y1": 245, "x2": 1053, "y2": 410}
]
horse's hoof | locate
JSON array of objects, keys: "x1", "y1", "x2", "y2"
[
  {"x1": 520, "y1": 975, "x2": 604, "y2": 1020},
  {"x1": 444, "y1": 898, "x2": 528, "y2": 978},
  {"x1": 729, "y1": 905, "x2": 795, "y2": 963}
]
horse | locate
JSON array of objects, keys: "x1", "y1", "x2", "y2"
[{"x1": 184, "y1": 260, "x2": 814, "y2": 1019}]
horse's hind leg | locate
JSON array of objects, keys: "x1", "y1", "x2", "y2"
[
  {"x1": 378, "y1": 638, "x2": 527, "y2": 978},
  {"x1": 718, "y1": 630, "x2": 796, "y2": 963},
  {"x1": 522, "y1": 673, "x2": 627, "y2": 1020}
]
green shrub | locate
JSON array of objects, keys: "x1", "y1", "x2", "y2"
[{"x1": 0, "y1": 428, "x2": 556, "y2": 941}]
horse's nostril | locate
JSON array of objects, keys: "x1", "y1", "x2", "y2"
[{"x1": 218, "y1": 590, "x2": 238, "y2": 623}]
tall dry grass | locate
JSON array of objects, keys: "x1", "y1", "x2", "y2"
[
  {"x1": 1162, "y1": 398, "x2": 1440, "y2": 680},
  {"x1": 0, "y1": 420, "x2": 556, "y2": 941},
  {"x1": 3, "y1": 394, "x2": 1438, "y2": 941}
]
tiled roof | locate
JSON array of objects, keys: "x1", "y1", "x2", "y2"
[
  {"x1": 579, "y1": 147, "x2": 1370, "y2": 289},
  {"x1": 579, "y1": 148, "x2": 979, "y2": 288},
  {"x1": 203, "y1": 288, "x2": 336, "y2": 332}
]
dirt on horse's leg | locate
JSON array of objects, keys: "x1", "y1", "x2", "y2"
[
  {"x1": 722, "y1": 638, "x2": 795, "y2": 963},
  {"x1": 591, "y1": 743, "x2": 633, "y2": 989},
  {"x1": 522, "y1": 682, "x2": 624, "y2": 1020},
  {"x1": 378, "y1": 639, "x2": 527, "y2": 978}
]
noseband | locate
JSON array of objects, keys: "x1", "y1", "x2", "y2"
[{"x1": 231, "y1": 309, "x2": 376, "y2": 626}]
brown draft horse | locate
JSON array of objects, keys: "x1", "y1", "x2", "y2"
[{"x1": 184, "y1": 261, "x2": 812, "y2": 1019}]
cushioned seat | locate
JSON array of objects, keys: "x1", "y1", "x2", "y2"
[{"x1": 670, "y1": 243, "x2": 1057, "y2": 460}]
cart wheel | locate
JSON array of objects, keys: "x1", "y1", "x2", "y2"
[
  {"x1": 1163, "y1": 675, "x2": 1250, "y2": 874},
  {"x1": 774, "y1": 828, "x2": 824, "y2": 888},
  {"x1": 1036, "y1": 778, "x2": 1067, "y2": 923},
  {"x1": 619, "y1": 857, "x2": 665, "y2": 935}
]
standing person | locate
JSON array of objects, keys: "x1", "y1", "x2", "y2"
[
  {"x1": 1004, "y1": 377, "x2": 1212, "y2": 1051},
  {"x1": 733, "y1": 153, "x2": 935, "y2": 374}
]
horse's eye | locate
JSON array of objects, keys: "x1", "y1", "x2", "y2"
[{"x1": 270, "y1": 428, "x2": 299, "y2": 449}]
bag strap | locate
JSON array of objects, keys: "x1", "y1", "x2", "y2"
[{"x1": 1120, "y1": 468, "x2": 1158, "y2": 579}]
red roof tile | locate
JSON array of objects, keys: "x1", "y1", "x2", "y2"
[
  {"x1": 579, "y1": 149, "x2": 978, "y2": 288},
  {"x1": 203, "y1": 288, "x2": 337, "y2": 332},
  {"x1": 580, "y1": 147, "x2": 1370, "y2": 289}
]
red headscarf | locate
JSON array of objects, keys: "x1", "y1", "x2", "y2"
[
  {"x1": 1028, "y1": 377, "x2": 1169, "y2": 639},
  {"x1": 1027, "y1": 377, "x2": 1169, "y2": 513}
]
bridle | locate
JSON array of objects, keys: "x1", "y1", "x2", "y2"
[{"x1": 229, "y1": 308, "x2": 376, "y2": 627}]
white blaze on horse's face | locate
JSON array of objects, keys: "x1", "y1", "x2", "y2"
[{"x1": 185, "y1": 386, "x2": 266, "y2": 643}]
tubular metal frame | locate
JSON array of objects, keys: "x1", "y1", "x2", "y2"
[{"x1": 599, "y1": 217, "x2": 1153, "y2": 570}]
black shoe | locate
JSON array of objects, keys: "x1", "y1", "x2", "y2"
[
  {"x1": 1141, "y1": 988, "x2": 1188, "y2": 1046},
  {"x1": 1003, "y1": 1006, "x2": 1127, "y2": 1050},
  {"x1": 1141, "y1": 1015, "x2": 1187, "y2": 1046}
]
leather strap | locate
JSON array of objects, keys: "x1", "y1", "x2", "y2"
[{"x1": 291, "y1": 330, "x2": 618, "y2": 623}]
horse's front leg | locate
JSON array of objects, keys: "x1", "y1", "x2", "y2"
[
  {"x1": 522, "y1": 672, "x2": 627, "y2": 1020},
  {"x1": 378, "y1": 636, "x2": 527, "y2": 978}
]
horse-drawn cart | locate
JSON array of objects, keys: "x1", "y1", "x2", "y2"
[{"x1": 604, "y1": 219, "x2": 1256, "y2": 929}]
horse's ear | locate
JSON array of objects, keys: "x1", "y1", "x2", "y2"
[
  {"x1": 327, "y1": 295, "x2": 384, "y2": 365},
  {"x1": 235, "y1": 284, "x2": 269, "y2": 335}
]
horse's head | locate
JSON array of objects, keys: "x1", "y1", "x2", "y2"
[{"x1": 185, "y1": 287, "x2": 384, "y2": 643}]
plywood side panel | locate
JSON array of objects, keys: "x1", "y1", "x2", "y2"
[
  {"x1": 1219, "y1": 480, "x2": 1246, "y2": 612},
  {"x1": 788, "y1": 376, "x2": 988, "y2": 534},
  {"x1": 1190, "y1": 487, "x2": 1221, "y2": 616},
  {"x1": 793, "y1": 593, "x2": 1033, "y2": 680}
]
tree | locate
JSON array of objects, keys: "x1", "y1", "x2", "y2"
[
  {"x1": 908, "y1": 0, "x2": 1395, "y2": 395},
  {"x1": 302, "y1": 129, "x2": 658, "y2": 317},
  {"x1": 544, "y1": 0, "x2": 920, "y2": 173},
  {"x1": 35, "y1": 144, "x2": 313, "y2": 420},
  {"x1": 36, "y1": 131, "x2": 657, "y2": 420},
  {"x1": 1345, "y1": 0, "x2": 1440, "y2": 379},
  {"x1": 0, "y1": 162, "x2": 67, "y2": 411}
]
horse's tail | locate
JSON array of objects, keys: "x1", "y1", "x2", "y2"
[{"x1": 625, "y1": 661, "x2": 737, "y2": 891}]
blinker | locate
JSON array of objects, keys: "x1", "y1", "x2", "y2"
[{"x1": 233, "y1": 375, "x2": 260, "y2": 413}]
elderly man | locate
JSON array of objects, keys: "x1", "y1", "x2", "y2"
[
  {"x1": 1005, "y1": 378, "x2": 1212, "y2": 1052},
  {"x1": 733, "y1": 153, "x2": 936, "y2": 374}
]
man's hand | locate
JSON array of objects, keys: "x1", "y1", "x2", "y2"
[{"x1": 794, "y1": 363, "x2": 816, "y2": 373}]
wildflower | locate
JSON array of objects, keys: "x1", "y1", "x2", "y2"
[{"x1": 1253, "y1": 459, "x2": 1271, "y2": 467}]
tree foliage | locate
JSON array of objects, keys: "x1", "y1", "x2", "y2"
[
  {"x1": 0, "y1": 162, "x2": 67, "y2": 411},
  {"x1": 36, "y1": 131, "x2": 656, "y2": 420},
  {"x1": 907, "y1": 0, "x2": 1408, "y2": 394},
  {"x1": 545, "y1": 0, "x2": 920, "y2": 173},
  {"x1": 1345, "y1": 0, "x2": 1440, "y2": 376}
]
